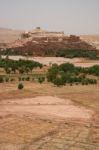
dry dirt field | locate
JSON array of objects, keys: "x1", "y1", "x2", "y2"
[{"x1": 0, "y1": 82, "x2": 99, "y2": 150}]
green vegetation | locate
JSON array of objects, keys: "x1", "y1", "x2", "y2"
[
  {"x1": 85, "y1": 65, "x2": 99, "y2": 76},
  {"x1": 0, "y1": 49, "x2": 33, "y2": 56},
  {"x1": 56, "y1": 49, "x2": 98, "y2": 59},
  {"x1": 18, "y1": 83, "x2": 24, "y2": 90},
  {"x1": 0, "y1": 76, "x2": 4, "y2": 83},
  {"x1": 5, "y1": 77, "x2": 9, "y2": 82},
  {"x1": 45, "y1": 48, "x2": 55, "y2": 56},
  {"x1": 0, "y1": 58, "x2": 43, "y2": 74},
  {"x1": 47, "y1": 63, "x2": 98, "y2": 86},
  {"x1": 44, "y1": 48, "x2": 99, "y2": 59},
  {"x1": 0, "y1": 58, "x2": 44, "y2": 85},
  {"x1": 1, "y1": 48, "x2": 98, "y2": 60},
  {"x1": 38, "y1": 76, "x2": 45, "y2": 84},
  {"x1": 0, "y1": 57, "x2": 99, "y2": 87}
]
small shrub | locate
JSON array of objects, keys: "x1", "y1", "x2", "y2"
[
  {"x1": 22, "y1": 77, "x2": 25, "y2": 81},
  {"x1": 25, "y1": 77, "x2": 30, "y2": 81},
  {"x1": 5, "y1": 77, "x2": 9, "y2": 82},
  {"x1": 18, "y1": 77, "x2": 22, "y2": 81},
  {"x1": 38, "y1": 77, "x2": 45, "y2": 84},
  {"x1": 0, "y1": 76, "x2": 4, "y2": 83},
  {"x1": 5, "y1": 67, "x2": 11, "y2": 74},
  {"x1": 18, "y1": 83, "x2": 24, "y2": 90},
  {"x1": 75, "y1": 82, "x2": 79, "y2": 85},
  {"x1": 70, "y1": 83, "x2": 73, "y2": 86},
  {"x1": 10, "y1": 78, "x2": 15, "y2": 82}
]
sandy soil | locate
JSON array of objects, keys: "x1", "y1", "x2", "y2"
[
  {"x1": 0, "y1": 88, "x2": 99, "y2": 150},
  {"x1": 0, "y1": 96, "x2": 93, "y2": 123},
  {"x1": 0, "y1": 28, "x2": 22, "y2": 44},
  {"x1": 0, "y1": 83, "x2": 99, "y2": 150}
]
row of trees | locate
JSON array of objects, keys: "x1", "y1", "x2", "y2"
[
  {"x1": 0, "y1": 75, "x2": 45, "y2": 84},
  {"x1": 0, "y1": 59, "x2": 43, "y2": 74},
  {"x1": 47, "y1": 63, "x2": 98, "y2": 86},
  {"x1": 44, "y1": 48, "x2": 99, "y2": 59},
  {"x1": 56, "y1": 49, "x2": 98, "y2": 59},
  {"x1": 0, "y1": 76, "x2": 15, "y2": 83},
  {"x1": 0, "y1": 49, "x2": 33, "y2": 56},
  {"x1": 1, "y1": 48, "x2": 98, "y2": 60},
  {"x1": 18, "y1": 76, "x2": 45, "y2": 90}
]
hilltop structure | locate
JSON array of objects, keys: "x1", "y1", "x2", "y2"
[
  {"x1": 23, "y1": 27, "x2": 64, "y2": 38},
  {"x1": 0, "y1": 27, "x2": 96, "y2": 55},
  {"x1": 21, "y1": 27, "x2": 81, "y2": 43}
]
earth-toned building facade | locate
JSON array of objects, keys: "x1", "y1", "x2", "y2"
[{"x1": 24, "y1": 27, "x2": 64, "y2": 37}]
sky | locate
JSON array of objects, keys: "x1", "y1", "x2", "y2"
[{"x1": 0, "y1": 0, "x2": 99, "y2": 35}]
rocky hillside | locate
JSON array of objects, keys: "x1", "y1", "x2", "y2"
[
  {"x1": 0, "y1": 27, "x2": 97, "y2": 56},
  {"x1": 11, "y1": 35, "x2": 96, "y2": 56}
]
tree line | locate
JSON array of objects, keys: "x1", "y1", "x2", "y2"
[
  {"x1": 0, "y1": 48, "x2": 99, "y2": 59},
  {"x1": 47, "y1": 63, "x2": 98, "y2": 86},
  {"x1": 56, "y1": 49, "x2": 98, "y2": 59},
  {"x1": 0, "y1": 58, "x2": 43, "y2": 74}
]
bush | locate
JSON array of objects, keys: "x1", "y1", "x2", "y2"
[
  {"x1": 18, "y1": 77, "x2": 22, "y2": 81},
  {"x1": 70, "y1": 83, "x2": 73, "y2": 86},
  {"x1": 5, "y1": 77, "x2": 9, "y2": 82},
  {"x1": 53, "y1": 77, "x2": 65, "y2": 87},
  {"x1": 0, "y1": 76, "x2": 4, "y2": 83},
  {"x1": 4, "y1": 67, "x2": 11, "y2": 74},
  {"x1": 47, "y1": 63, "x2": 98, "y2": 86},
  {"x1": 18, "y1": 83, "x2": 24, "y2": 90},
  {"x1": 10, "y1": 78, "x2": 15, "y2": 82},
  {"x1": 59, "y1": 63, "x2": 74, "y2": 72},
  {"x1": 22, "y1": 77, "x2": 25, "y2": 81},
  {"x1": 38, "y1": 77, "x2": 45, "y2": 84},
  {"x1": 18, "y1": 67, "x2": 25, "y2": 74},
  {"x1": 0, "y1": 58, "x2": 43, "y2": 75},
  {"x1": 25, "y1": 77, "x2": 30, "y2": 81},
  {"x1": 45, "y1": 48, "x2": 55, "y2": 56}
]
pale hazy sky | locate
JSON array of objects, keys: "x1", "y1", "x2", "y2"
[{"x1": 0, "y1": 0, "x2": 99, "y2": 35}]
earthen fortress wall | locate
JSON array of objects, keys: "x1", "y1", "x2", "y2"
[{"x1": 26, "y1": 27, "x2": 64, "y2": 37}]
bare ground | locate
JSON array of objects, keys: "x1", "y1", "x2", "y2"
[
  {"x1": 0, "y1": 28, "x2": 23, "y2": 44},
  {"x1": 0, "y1": 96, "x2": 93, "y2": 123},
  {"x1": 0, "y1": 82, "x2": 99, "y2": 150}
]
